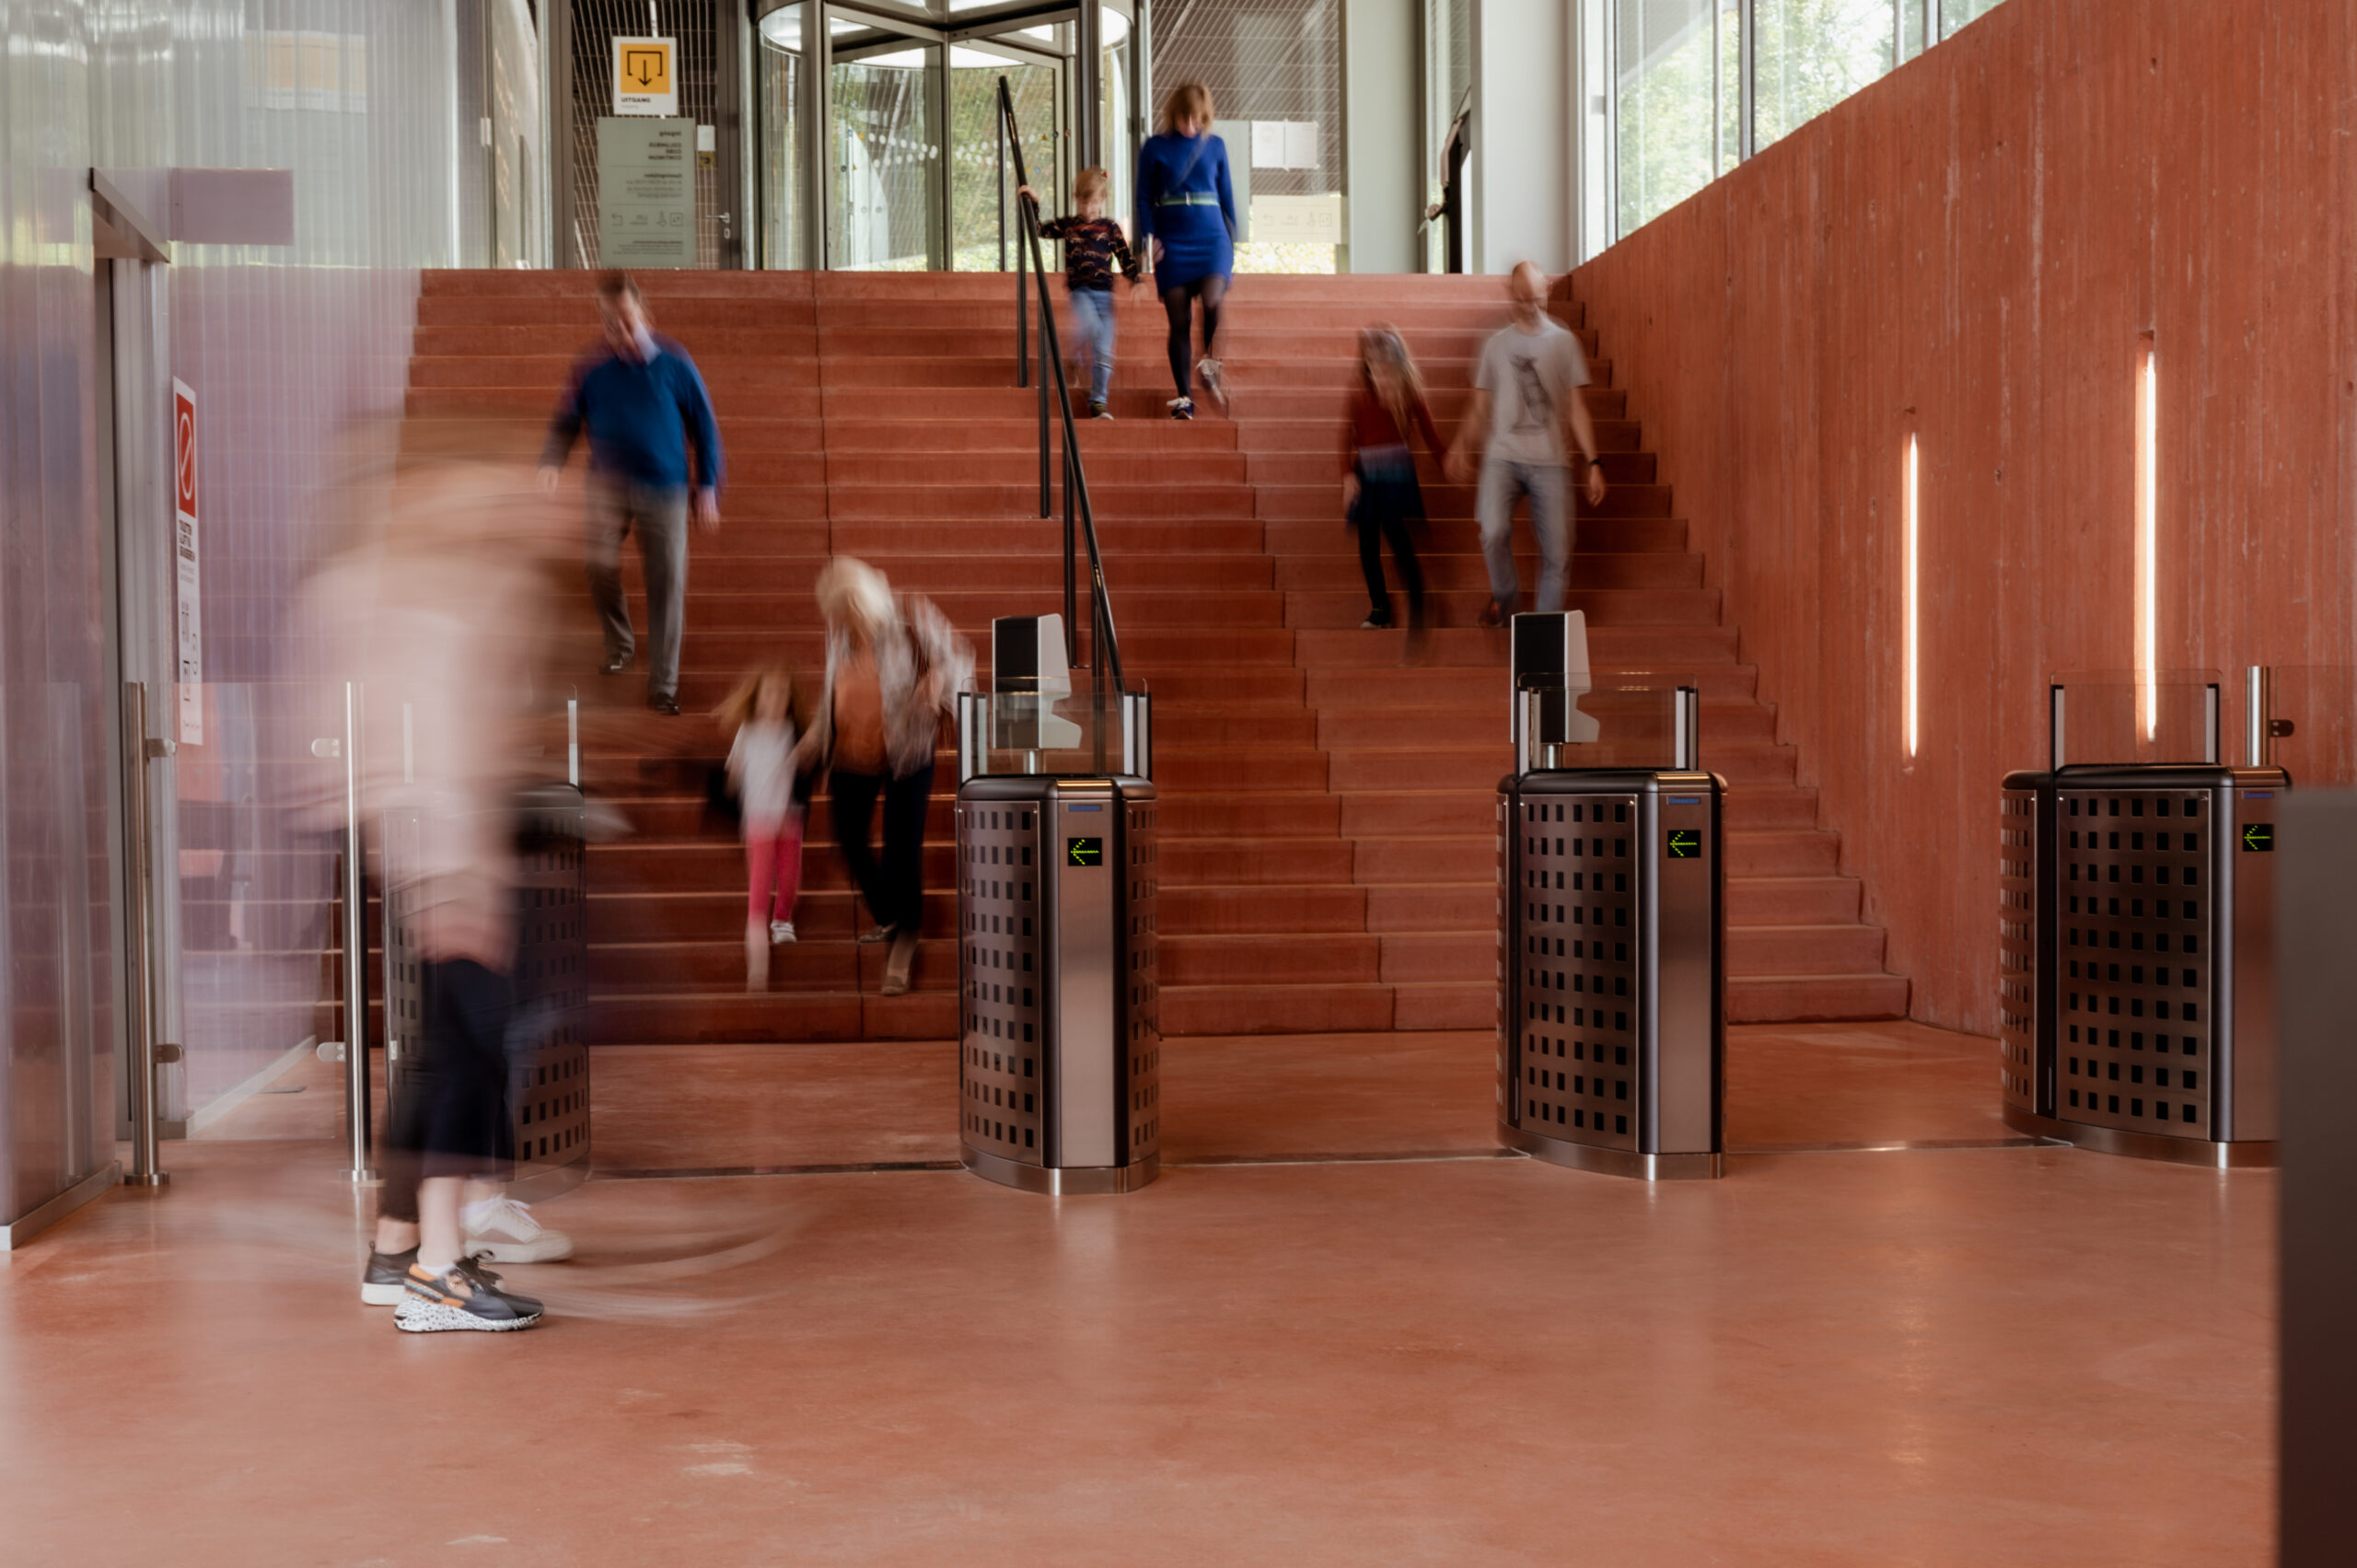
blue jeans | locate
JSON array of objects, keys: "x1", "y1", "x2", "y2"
[
  {"x1": 1069, "y1": 287, "x2": 1116, "y2": 405},
  {"x1": 1477, "y1": 459, "x2": 1571, "y2": 612}
]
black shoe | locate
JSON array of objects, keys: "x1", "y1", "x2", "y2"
[
  {"x1": 456, "y1": 1253, "x2": 542, "y2": 1317},
  {"x1": 1360, "y1": 610, "x2": 1393, "y2": 630},
  {"x1": 1088, "y1": 401, "x2": 1112, "y2": 421},
  {"x1": 1476, "y1": 600, "x2": 1508, "y2": 629},
  {"x1": 856, "y1": 923, "x2": 897, "y2": 946},
  {"x1": 361, "y1": 1246, "x2": 418, "y2": 1307},
  {"x1": 604, "y1": 654, "x2": 632, "y2": 675},
  {"x1": 649, "y1": 692, "x2": 680, "y2": 716},
  {"x1": 394, "y1": 1260, "x2": 544, "y2": 1332},
  {"x1": 1167, "y1": 397, "x2": 1195, "y2": 421}
]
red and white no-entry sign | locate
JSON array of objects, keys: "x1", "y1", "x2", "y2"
[{"x1": 171, "y1": 378, "x2": 203, "y2": 746}]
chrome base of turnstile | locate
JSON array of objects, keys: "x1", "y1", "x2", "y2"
[
  {"x1": 2000, "y1": 1104, "x2": 2276, "y2": 1169},
  {"x1": 961, "y1": 1144, "x2": 1160, "y2": 1195},
  {"x1": 1498, "y1": 1121, "x2": 1723, "y2": 1181}
]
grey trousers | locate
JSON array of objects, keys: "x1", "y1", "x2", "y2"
[
  {"x1": 586, "y1": 477, "x2": 689, "y2": 701},
  {"x1": 1477, "y1": 458, "x2": 1572, "y2": 613}
]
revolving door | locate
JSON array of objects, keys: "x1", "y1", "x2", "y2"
[{"x1": 754, "y1": 0, "x2": 1141, "y2": 271}]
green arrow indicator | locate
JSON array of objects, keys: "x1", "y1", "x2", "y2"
[
  {"x1": 2241, "y1": 822, "x2": 2273, "y2": 853},
  {"x1": 1065, "y1": 836, "x2": 1103, "y2": 866},
  {"x1": 1666, "y1": 829, "x2": 1701, "y2": 860}
]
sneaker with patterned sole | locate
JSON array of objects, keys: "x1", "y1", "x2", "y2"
[
  {"x1": 361, "y1": 1246, "x2": 418, "y2": 1306},
  {"x1": 394, "y1": 1260, "x2": 544, "y2": 1332},
  {"x1": 771, "y1": 919, "x2": 796, "y2": 944},
  {"x1": 462, "y1": 1196, "x2": 573, "y2": 1263},
  {"x1": 1168, "y1": 397, "x2": 1195, "y2": 421}
]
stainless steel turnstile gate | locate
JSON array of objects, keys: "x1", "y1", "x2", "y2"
[
  {"x1": 1999, "y1": 674, "x2": 2282, "y2": 1167},
  {"x1": 382, "y1": 782, "x2": 592, "y2": 1200},
  {"x1": 955, "y1": 614, "x2": 1158, "y2": 1195},
  {"x1": 1494, "y1": 613, "x2": 1725, "y2": 1180}
]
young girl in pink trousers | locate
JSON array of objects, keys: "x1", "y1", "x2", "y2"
[{"x1": 717, "y1": 660, "x2": 811, "y2": 990}]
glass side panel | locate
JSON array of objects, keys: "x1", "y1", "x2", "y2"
[
  {"x1": 1527, "y1": 673, "x2": 1697, "y2": 772},
  {"x1": 2262, "y1": 667, "x2": 2357, "y2": 787},
  {"x1": 961, "y1": 689, "x2": 1147, "y2": 778},
  {"x1": 2051, "y1": 670, "x2": 2222, "y2": 768}
]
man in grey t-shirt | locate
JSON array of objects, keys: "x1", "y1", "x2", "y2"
[{"x1": 1446, "y1": 261, "x2": 1609, "y2": 623}]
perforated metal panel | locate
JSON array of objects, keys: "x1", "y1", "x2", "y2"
[
  {"x1": 1498, "y1": 770, "x2": 1723, "y2": 1177},
  {"x1": 381, "y1": 784, "x2": 591, "y2": 1197},
  {"x1": 1506, "y1": 790, "x2": 1639, "y2": 1148},
  {"x1": 1998, "y1": 765, "x2": 2285, "y2": 1158},
  {"x1": 1122, "y1": 796, "x2": 1161, "y2": 1164},
  {"x1": 957, "y1": 798, "x2": 1043, "y2": 1164},
  {"x1": 1997, "y1": 784, "x2": 2044, "y2": 1115},
  {"x1": 957, "y1": 773, "x2": 1158, "y2": 1190},
  {"x1": 510, "y1": 791, "x2": 591, "y2": 1188},
  {"x1": 2055, "y1": 787, "x2": 2215, "y2": 1138}
]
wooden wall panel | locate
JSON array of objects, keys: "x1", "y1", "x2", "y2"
[{"x1": 1573, "y1": 0, "x2": 2357, "y2": 1031}]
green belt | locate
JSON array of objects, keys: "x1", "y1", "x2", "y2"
[{"x1": 1155, "y1": 193, "x2": 1220, "y2": 207}]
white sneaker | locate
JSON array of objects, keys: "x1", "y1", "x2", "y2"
[
  {"x1": 461, "y1": 1197, "x2": 573, "y2": 1263},
  {"x1": 1195, "y1": 357, "x2": 1227, "y2": 411},
  {"x1": 771, "y1": 919, "x2": 796, "y2": 945}
]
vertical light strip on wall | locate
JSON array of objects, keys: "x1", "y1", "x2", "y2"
[
  {"x1": 1904, "y1": 433, "x2": 1920, "y2": 757},
  {"x1": 2135, "y1": 340, "x2": 2158, "y2": 738}
]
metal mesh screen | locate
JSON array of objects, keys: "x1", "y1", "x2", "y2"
[
  {"x1": 1123, "y1": 794, "x2": 1161, "y2": 1162},
  {"x1": 1152, "y1": 0, "x2": 1341, "y2": 271},
  {"x1": 2056, "y1": 788, "x2": 2213, "y2": 1140},
  {"x1": 1506, "y1": 790, "x2": 1640, "y2": 1151},
  {"x1": 571, "y1": 0, "x2": 725, "y2": 267},
  {"x1": 959, "y1": 800, "x2": 1044, "y2": 1164},
  {"x1": 1997, "y1": 787, "x2": 2040, "y2": 1112}
]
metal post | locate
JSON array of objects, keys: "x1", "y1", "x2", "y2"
[
  {"x1": 341, "y1": 681, "x2": 377, "y2": 1182},
  {"x1": 567, "y1": 691, "x2": 581, "y2": 785},
  {"x1": 120, "y1": 681, "x2": 168, "y2": 1188},
  {"x1": 998, "y1": 114, "x2": 1007, "y2": 273},
  {"x1": 2247, "y1": 666, "x2": 2272, "y2": 768},
  {"x1": 1039, "y1": 286, "x2": 1052, "y2": 517},
  {"x1": 2203, "y1": 682, "x2": 2222, "y2": 767},
  {"x1": 2049, "y1": 684, "x2": 2067, "y2": 771},
  {"x1": 1074, "y1": 0, "x2": 1103, "y2": 169},
  {"x1": 958, "y1": 691, "x2": 987, "y2": 784},
  {"x1": 1674, "y1": 686, "x2": 1701, "y2": 771},
  {"x1": 1120, "y1": 691, "x2": 1153, "y2": 779}
]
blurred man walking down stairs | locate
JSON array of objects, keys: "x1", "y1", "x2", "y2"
[{"x1": 401, "y1": 269, "x2": 1904, "y2": 1045}]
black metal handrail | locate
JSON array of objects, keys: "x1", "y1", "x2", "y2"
[{"x1": 998, "y1": 75, "x2": 1127, "y2": 702}]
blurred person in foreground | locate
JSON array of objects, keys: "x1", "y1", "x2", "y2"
[
  {"x1": 303, "y1": 447, "x2": 569, "y2": 1332},
  {"x1": 795, "y1": 559, "x2": 972, "y2": 997},
  {"x1": 539, "y1": 270, "x2": 726, "y2": 716},
  {"x1": 1446, "y1": 261, "x2": 1608, "y2": 625}
]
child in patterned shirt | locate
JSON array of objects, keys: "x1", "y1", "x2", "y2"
[{"x1": 1019, "y1": 168, "x2": 1141, "y2": 419}]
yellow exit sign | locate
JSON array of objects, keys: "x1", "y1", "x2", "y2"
[{"x1": 613, "y1": 36, "x2": 677, "y2": 117}]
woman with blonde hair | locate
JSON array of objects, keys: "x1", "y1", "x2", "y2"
[
  {"x1": 1134, "y1": 80, "x2": 1237, "y2": 419},
  {"x1": 1341, "y1": 324, "x2": 1444, "y2": 649},
  {"x1": 796, "y1": 558, "x2": 973, "y2": 995}
]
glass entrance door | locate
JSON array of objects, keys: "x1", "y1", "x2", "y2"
[
  {"x1": 948, "y1": 34, "x2": 1061, "y2": 271},
  {"x1": 754, "y1": 0, "x2": 1138, "y2": 271},
  {"x1": 830, "y1": 17, "x2": 945, "y2": 270}
]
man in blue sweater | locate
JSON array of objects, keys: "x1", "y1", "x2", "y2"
[{"x1": 538, "y1": 271, "x2": 725, "y2": 715}]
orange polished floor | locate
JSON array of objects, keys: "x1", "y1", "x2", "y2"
[{"x1": 3, "y1": 1025, "x2": 2271, "y2": 1566}]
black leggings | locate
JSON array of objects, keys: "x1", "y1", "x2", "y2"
[
  {"x1": 1353, "y1": 473, "x2": 1427, "y2": 628},
  {"x1": 830, "y1": 762, "x2": 935, "y2": 935},
  {"x1": 379, "y1": 958, "x2": 517, "y2": 1223},
  {"x1": 1160, "y1": 276, "x2": 1225, "y2": 398}
]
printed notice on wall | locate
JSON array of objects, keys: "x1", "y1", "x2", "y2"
[
  {"x1": 171, "y1": 377, "x2": 203, "y2": 746},
  {"x1": 597, "y1": 117, "x2": 694, "y2": 267},
  {"x1": 1249, "y1": 193, "x2": 1342, "y2": 247},
  {"x1": 611, "y1": 36, "x2": 678, "y2": 116}
]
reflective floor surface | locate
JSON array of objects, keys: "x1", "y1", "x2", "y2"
[{"x1": 2, "y1": 1023, "x2": 2270, "y2": 1565}]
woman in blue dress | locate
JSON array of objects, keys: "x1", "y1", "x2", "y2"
[{"x1": 1133, "y1": 81, "x2": 1237, "y2": 419}]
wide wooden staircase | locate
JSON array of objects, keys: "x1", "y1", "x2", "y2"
[{"x1": 402, "y1": 270, "x2": 1907, "y2": 1043}]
